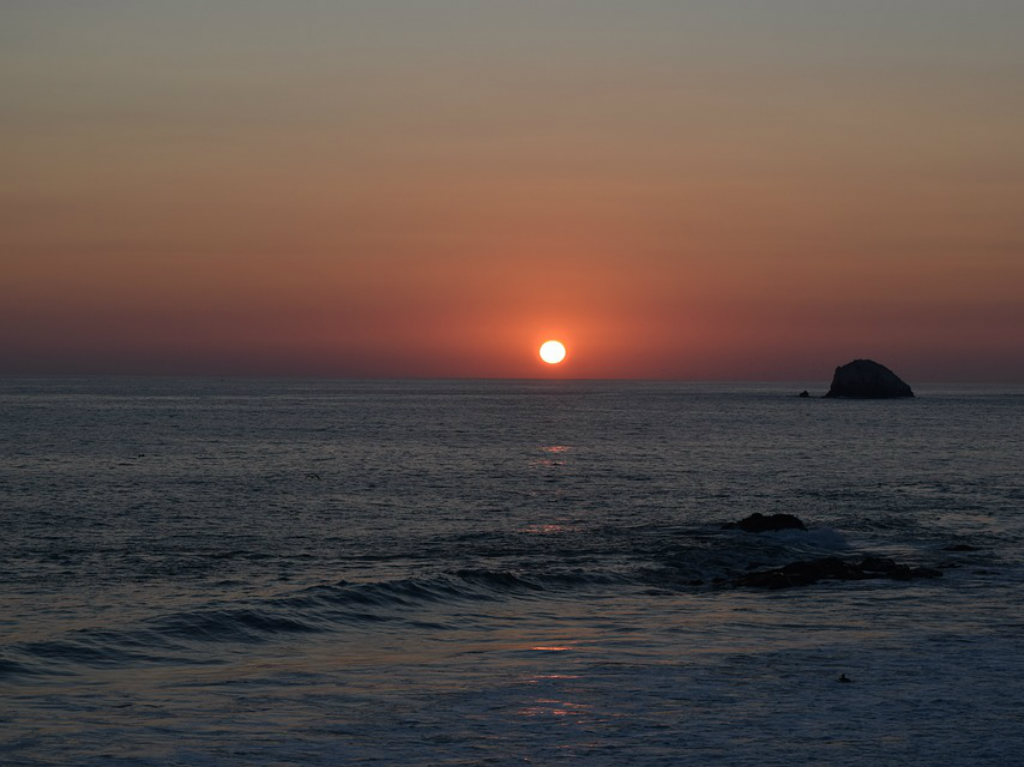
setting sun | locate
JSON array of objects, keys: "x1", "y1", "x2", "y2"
[{"x1": 539, "y1": 340, "x2": 567, "y2": 365}]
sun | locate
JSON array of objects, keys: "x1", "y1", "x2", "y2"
[{"x1": 539, "y1": 340, "x2": 567, "y2": 365}]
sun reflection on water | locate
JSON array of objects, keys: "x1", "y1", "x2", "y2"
[
  {"x1": 517, "y1": 699, "x2": 591, "y2": 718},
  {"x1": 520, "y1": 523, "x2": 573, "y2": 535},
  {"x1": 531, "y1": 445, "x2": 572, "y2": 468},
  {"x1": 529, "y1": 645, "x2": 572, "y2": 652}
]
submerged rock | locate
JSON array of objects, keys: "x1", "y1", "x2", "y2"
[
  {"x1": 859, "y1": 555, "x2": 898, "y2": 573},
  {"x1": 725, "y1": 512, "x2": 807, "y2": 533},
  {"x1": 734, "y1": 555, "x2": 943, "y2": 589},
  {"x1": 824, "y1": 359, "x2": 914, "y2": 399}
]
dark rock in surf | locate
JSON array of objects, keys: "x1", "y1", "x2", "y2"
[
  {"x1": 824, "y1": 359, "x2": 914, "y2": 398},
  {"x1": 798, "y1": 390, "x2": 810, "y2": 398},
  {"x1": 734, "y1": 555, "x2": 943, "y2": 589},
  {"x1": 726, "y1": 512, "x2": 807, "y2": 533},
  {"x1": 859, "y1": 555, "x2": 899, "y2": 573},
  {"x1": 887, "y1": 564, "x2": 914, "y2": 581}
]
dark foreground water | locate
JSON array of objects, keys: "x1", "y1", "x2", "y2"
[{"x1": 1, "y1": 378, "x2": 1022, "y2": 766}]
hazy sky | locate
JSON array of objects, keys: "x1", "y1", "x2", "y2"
[{"x1": 4, "y1": 1, "x2": 1023, "y2": 380}]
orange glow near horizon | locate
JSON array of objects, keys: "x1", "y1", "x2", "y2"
[{"x1": 3, "y1": 5, "x2": 1024, "y2": 381}]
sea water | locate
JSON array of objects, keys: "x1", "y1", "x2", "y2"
[{"x1": 1, "y1": 378, "x2": 1022, "y2": 766}]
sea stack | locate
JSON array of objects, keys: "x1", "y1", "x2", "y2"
[{"x1": 824, "y1": 359, "x2": 914, "y2": 399}]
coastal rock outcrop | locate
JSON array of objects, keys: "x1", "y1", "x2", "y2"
[
  {"x1": 734, "y1": 555, "x2": 942, "y2": 589},
  {"x1": 725, "y1": 513, "x2": 807, "y2": 533},
  {"x1": 824, "y1": 359, "x2": 914, "y2": 399}
]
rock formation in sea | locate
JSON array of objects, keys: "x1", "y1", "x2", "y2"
[
  {"x1": 734, "y1": 556, "x2": 943, "y2": 589},
  {"x1": 824, "y1": 359, "x2": 914, "y2": 398},
  {"x1": 724, "y1": 512, "x2": 807, "y2": 532}
]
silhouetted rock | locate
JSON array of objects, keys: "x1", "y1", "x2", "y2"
[
  {"x1": 726, "y1": 512, "x2": 807, "y2": 533},
  {"x1": 824, "y1": 359, "x2": 914, "y2": 398},
  {"x1": 859, "y1": 555, "x2": 898, "y2": 573},
  {"x1": 734, "y1": 555, "x2": 943, "y2": 589},
  {"x1": 798, "y1": 390, "x2": 810, "y2": 398},
  {"x1": 887, "y1": 564, "x2": 914, "y2": 580}
]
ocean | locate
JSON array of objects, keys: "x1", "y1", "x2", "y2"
[{"x1": 1, "y1": 377, "x2": 1022, "y2": 766}]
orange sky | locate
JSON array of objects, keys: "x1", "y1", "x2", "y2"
[{"x1": 3, "y1": 2, "x2": 1023, "y2": 380}]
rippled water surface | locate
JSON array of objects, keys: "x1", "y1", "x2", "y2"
[{"x1": 1, "y1": 378, "x2": 1023, "y2": 765}]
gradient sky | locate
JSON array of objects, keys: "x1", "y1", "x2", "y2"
[{"x1": 4, "y1": 1, "x2": 1023, "y2": 380}]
